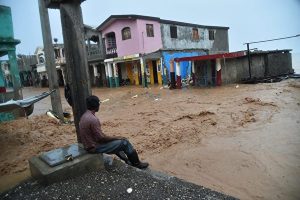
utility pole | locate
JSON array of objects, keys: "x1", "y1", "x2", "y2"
[
  {"x1": 246, "y1": 43, "x2": 251, "y2": 79},
  {"x1": 45, "y1": 0, "x2": 91, "y2": 142},
  {"x1": 38, "y1": 0, "x2": 64, "y2": 120}
]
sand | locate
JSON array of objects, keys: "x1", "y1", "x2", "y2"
[{"x1": 0, "y1": 79, "x2": 300, "y2": 200}]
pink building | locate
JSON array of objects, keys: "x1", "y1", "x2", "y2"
[{"x1": 100, "y1": 17, "x2": 163, "y2": 57}]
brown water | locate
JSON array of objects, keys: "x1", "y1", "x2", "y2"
[{"x1": 1, "y1": 80, "x2": 300, "y2": 199}]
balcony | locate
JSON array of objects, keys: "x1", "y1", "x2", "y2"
[
  {"x1": 106, "y1": 47, "x2": 118, "y2": 59},
  {"x1": 55, "y1": 57, "x2": 66, "y2": 65},
  {"x1": 87, "y1": 44, "x2": 105, "y2": 62}
]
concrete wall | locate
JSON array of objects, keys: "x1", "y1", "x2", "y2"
[
  {"x1": 160, "y1": 23, "x2": 229, "y2": 53},
  {"x1": 221, "y1": 52, "x2": 292, "y2": 84},
  {"x1": 136, "y1": 19, "x2": 162, "y2": 54},
  {"x1": 211, "y1": 29, "x2": 229, "y2": 54},
  {"x1": 267, "y1": 52, "x2": 293, "y2": 76},
  {"x1": 221, "y1": 55, "x2": 265, "y2": 84}
]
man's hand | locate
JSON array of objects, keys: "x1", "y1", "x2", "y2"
[{"x1": 101, "y1": 135, "x2": 127, "y2": 142}]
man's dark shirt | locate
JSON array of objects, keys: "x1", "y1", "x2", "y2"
[{"x1": 79, "y1": 110, "x2": 105, "y2": 151}]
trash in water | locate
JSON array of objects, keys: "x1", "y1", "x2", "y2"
[
  {"x1": 46, "y1": 110, "x2": 60, "y2": 122},
  {"x1": 131, "y1": 95, "x2": 138, "y2": 99},
  {"x1": 235, "y1": 85, "x2": 239, "y2": 88},
  {"x1": 101, "y1": 99, "x2": 110, "y2": 103}
]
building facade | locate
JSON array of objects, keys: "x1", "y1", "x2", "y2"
[{"x1": 97, "y1": 15, "x2": 229, "y2": 88}]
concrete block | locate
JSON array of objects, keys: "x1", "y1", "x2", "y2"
[{"x1": 29, "y1": 144, "x2": 104, "y2": 185}]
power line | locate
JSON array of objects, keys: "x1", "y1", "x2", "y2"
[{"x1": 244, "y1": 34, "x2": 300, "y2": 45}]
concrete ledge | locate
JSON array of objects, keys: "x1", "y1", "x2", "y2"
[{"x1": 29, "y1": 152, "x2": 104, "y2": 185}]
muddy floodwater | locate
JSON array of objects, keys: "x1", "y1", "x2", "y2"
[{"x1": 1, "y1": 79, "x2": 300, "y2": 200}]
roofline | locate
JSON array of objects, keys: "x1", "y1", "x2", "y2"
[
  {"x1": 97, "y1": 15, "x2": 160, "y2": 30},
  {"x1": 97, "y1": 14, "x2": 229, "y2": 31},
  {"x1": 250, "y1": 49, "x2": 292, "y2": 55}
]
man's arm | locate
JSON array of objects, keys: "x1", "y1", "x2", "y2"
[
  {"x1": 91, "y1": 119, "x2": 126, "y2": 143},
  {"x1": 100, "y1": 135, "x2": 126, "y2": 142}
]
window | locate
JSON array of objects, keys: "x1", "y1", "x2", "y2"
[
  {"x1": 192, "y1": 28, "x2": 199, "y2": 40},
  {"x1": 146, "y1": 24, "x2": 154, "y2": 37},
  {"x1": 170, "y1": 26, "x2": 177, "y2": 38},
  {"x1": 209, "y1": 30, "x2": 215, "y2": 40},
  {"x1": 107, "y1": 32, "x2": 116, "y2": 48},
  {"x1": 122, "y1": 27, "x2": 131, "y2": 40}
]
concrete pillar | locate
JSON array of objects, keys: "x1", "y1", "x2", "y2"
[
  {"x1": 61, "y1": 67, "x2": 66, "y2": 85},
  {"x1": 175, "y1": 61, "x2": 181, "y2": 89},
  {"x1": 38, "y1": 0, "x2": 64, "y2": 121},
  {"x1": 58, "y1": 1, "x2": 91, "y2": 141},
  {"x1": 113, "y1": 62, "x2": 119, "y2": 87},
  {"x1": 92, "y1": 64, "x2": 97, "y2": 86},
  {"x1": 107, "y1": 62, "x2": 113, "y2": 88},
  {"x1": 161, "y1": 58, "x2": 167, "y2": 86},
  {"x1": 7, "y1": 50, "x2": 22, "y2": 99},
  {"x1": 191, "y1": 61, "x2": 195, "y2": 86},
  {"x1": 133, "y1": 63, "x2": 139, "y2": 85},
  {"x1": 59, "y1": 48, "x2": 64, "y2": 63},
  {"x1": 93, "y1": 64, "x2": 98, "y2": 77},
  {"x1": 216, "y1": 58, "x2": 222, "y2": 86},
  {"x1": 104, "y1": 63, "x2": 109, "y2": 87},
  {"x1": 169, "y1": 60, "x2": 176, "y2": 89},
  {"x1": 140, "y1": 57, "x2": 147, "y2": 87}
]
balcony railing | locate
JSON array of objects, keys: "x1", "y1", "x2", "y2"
[
  {"x1": 106, "y1": 47, "x2": 118, "y2": 59},
  {"x1": 55, "y1": 57, "x2": 66, "y2": 65},
  {"x1": 87, "y1": 47, "x2": 105, "y2": 61}
]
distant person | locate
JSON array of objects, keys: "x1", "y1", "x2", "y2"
[
  {"x1": 64, "y1": 83, "x2": 73, "y2": 107},
  {"x1": 79, "y1": 95, "x2": 149, "y2": 169},
  {"x1": 41, "y1": 75, "x2": 48, "y2": 87}
]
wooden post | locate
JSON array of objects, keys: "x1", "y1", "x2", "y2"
[
  {"x1": 38, "y1": 0, "x2": 64, "y2": 120},
  {"x1": 59, "y1": 1, "x2": 91, "y2": 142}
]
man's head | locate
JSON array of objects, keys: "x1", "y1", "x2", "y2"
[{"x1": 86, "y1": 95, "x2": 100, "y2": 112}]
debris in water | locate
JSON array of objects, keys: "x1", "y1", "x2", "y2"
[
  {"x1": 101, "y1": 99, "x2": 110, "y2": 103},
  {"x1": 127, "y1": 188, "x2": 133, "y2": 193}
]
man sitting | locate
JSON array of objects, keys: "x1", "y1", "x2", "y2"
[{"x1": 79, "y1": 95, "x2": 149, "y2": 169}]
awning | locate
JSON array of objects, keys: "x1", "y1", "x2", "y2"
[
  {"x1": 104, "y1": 53, "x2": 140, "y2": 63},
  {"x1": 174, "y1": 51, "x2": 246, "y2": 62}
]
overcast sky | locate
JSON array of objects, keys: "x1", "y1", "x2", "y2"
[{"x1": 1, "y1": 0, "x2": 300, "y2": 55}]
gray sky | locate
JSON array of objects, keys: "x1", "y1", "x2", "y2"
[{"x1": 1, "y1": 0, "x2": 300, "y2": 55}]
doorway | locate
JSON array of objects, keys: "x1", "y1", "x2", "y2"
[{"x1": 152, "y1": 60, "x2": 158, "y2": 84}]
